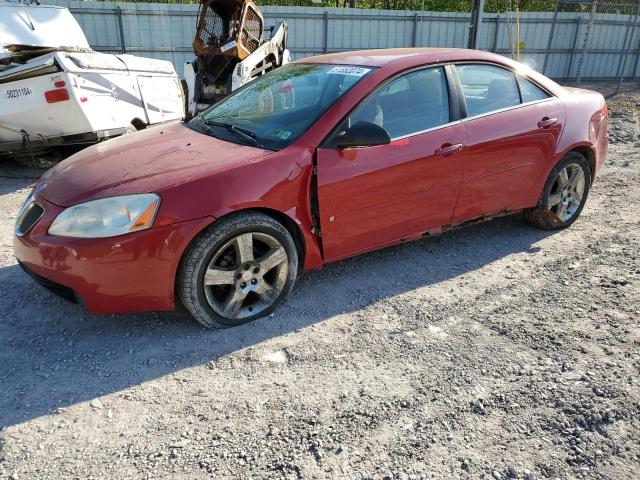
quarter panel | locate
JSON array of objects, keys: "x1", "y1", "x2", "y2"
[{"x1": 556, "y1": 88, "x2": 608, "y2": 180}]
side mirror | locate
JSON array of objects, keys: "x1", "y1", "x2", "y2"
[{"x1": 333, "y1": 121, "x2": 391, "y2": 149}]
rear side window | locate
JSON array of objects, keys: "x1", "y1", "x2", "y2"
[
  {"x1": 456, "y1": 64, "x2": 520, "y2": 117},
  {"x1": 517, "y1": 76, "x2": 550, "y2": 103},
  {"x1": 347, "y1": 66, "x2": 450, "y2": 139}
]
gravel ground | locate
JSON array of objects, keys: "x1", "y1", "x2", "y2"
[{"x1": 0, "y1": 87, "x2": 639, "y2": 480}]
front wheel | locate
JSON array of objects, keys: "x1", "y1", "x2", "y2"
[
  {"x1": 178, "y1": 212, "x2": 298, "y2": 328},
  {"x1": 524, "y1": 152, "x2": 591, "y2": 230}
]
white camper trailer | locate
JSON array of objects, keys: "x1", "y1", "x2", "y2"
[{"x1": 0, "y1": 1, "x2": 184, "y2": 162}]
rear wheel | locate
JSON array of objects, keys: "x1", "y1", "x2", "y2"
[
  {"x1": 524, "y1": 152, "x2": 591, "y2": 230},
  {"x1": 178, "y1": 212, "x2": 298, "y2": 328}
]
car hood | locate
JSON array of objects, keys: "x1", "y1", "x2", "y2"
[{"x1": 35, "y1": 121, "x2": 272, "y2": 207}]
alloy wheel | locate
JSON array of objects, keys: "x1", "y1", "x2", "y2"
[
  {"x1": 202, "y1": 232, "x2": 288, "y2": 320},
  {"x1": 548, "y1": 162, "x2": 586, "y2": 222}
]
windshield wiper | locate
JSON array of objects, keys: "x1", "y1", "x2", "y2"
[
  {"x1": 196, "y1": 116, "x2": 216, "y2": 136},
  {"x1": 202, "y1": 119, "x2": 265, "y2": 149}
]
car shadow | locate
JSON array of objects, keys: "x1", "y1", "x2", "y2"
[{"x1": 0, "y1": 215, "x2": 553, "y2": 427}]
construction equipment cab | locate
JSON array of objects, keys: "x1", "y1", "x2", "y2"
[{"x1": 184, "y1": 0, "x2": 290, "y2": 116}]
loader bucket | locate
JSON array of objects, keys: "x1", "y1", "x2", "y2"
[{"x1": 193, "y1": 0, "x2": 264, "y2": 60}]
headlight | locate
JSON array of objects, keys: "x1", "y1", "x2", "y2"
[{"x1": 48, "y1": 194, "x2": 160, "y2": 238}]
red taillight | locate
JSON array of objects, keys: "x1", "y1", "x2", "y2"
[
  {"x1": 80, "y1": 97, "x2": 88, "y2": 103},
  {"x1": 45, "y1": 88, "x2": 70, "y2": 103},
  {"x1": 54, "y1": 80, "x2": 65, "y2": 88}
]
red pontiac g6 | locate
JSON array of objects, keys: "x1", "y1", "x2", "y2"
[{"x1": 14, "y1": 49, "x2": 608, "y2": 328}]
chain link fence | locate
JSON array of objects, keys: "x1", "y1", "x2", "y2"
[{"x1": 542, "y1": 0, "x2": 640, "y2": 95}]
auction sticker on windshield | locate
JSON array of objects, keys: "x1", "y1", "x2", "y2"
[{"x1": 327, "y1": 66, "x2": 371, "y2": 76}]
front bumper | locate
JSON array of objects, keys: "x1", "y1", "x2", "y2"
[{"x1": 14, "y1": 196, "x2": 213, "y2": 314}]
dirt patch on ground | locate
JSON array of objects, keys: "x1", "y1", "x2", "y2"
[{"x1": 0, "y1": 87, "x2": 638, "y2": 480}]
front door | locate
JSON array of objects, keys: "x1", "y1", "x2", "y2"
[{"x1": 316, "y1": 66, "x2": 466, "y2": 262}]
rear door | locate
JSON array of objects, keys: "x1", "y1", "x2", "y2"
[
  {"x1": 316, "y1": 66, "x2": 466, "y2": 262},
  {"x1": 451, "y1": 63, "x2": 565, "y2": 223}
]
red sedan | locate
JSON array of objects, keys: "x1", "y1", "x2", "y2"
[{"x1": 14, "y1": 48, "x2": 608, "y2": 328}]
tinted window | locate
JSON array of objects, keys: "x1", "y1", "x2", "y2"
[
  {"x1": 193, "y1": 63, "x2": 374, "y2": 150},
  {"x1": 456, "y1": 64, "x2": 520, "y2": 117},
  {"x1": 346, "y1": 66, "x2": 450, "y2": 139},
  {"x1": 517, "y1": 76, "x2": 550, "y2": 103}
]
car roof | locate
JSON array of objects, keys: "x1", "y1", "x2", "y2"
[
  {"x1": 296, "y1": 47, "x2": 565, "y2": 97},
  {"x1": 297, "y1": 48, "x2": 511, "y2": 68}
]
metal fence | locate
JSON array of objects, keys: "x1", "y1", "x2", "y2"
[
  {"x1": 542, "y1": 0, "x2": 640, "y2": 94},
  {"x1": 46, "y1": 0, "x2": 640, "y2": 90}
]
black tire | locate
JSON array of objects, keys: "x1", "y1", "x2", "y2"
[
  {"x1": 180, "y1": 79, "x2": 189, "y2": 118},
  {"x1": 524, "y1": 151, "x2": 592, "y2": 230},
  {"x1": 178, "y1": 212, "x2": 298, "y2": 329}
]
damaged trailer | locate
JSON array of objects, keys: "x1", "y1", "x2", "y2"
[{"x1": 0, "y1": 1, "x2": 184, "y2": 163}]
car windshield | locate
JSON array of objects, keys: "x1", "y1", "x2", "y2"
[{"x1": 190, "y1": 63, "x2": 376, "y2": 150}]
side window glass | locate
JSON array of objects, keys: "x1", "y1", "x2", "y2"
[
  {"x1": 517, "y1": 76, "x2": 550, "y2": 103},
  {"x1": 347, "y1": 66, "x2": 450, "y2": 139},
  {"x1": 456, "y1": 64, "x2": 520, "y2": 117}
]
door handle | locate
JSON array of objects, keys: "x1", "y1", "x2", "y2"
[
  {"x1": 435, "y1": 143, "x2": 463, "y2": 157},
  {"x1": 538, "y1": 117, "x2": 559, "y2": 129}
]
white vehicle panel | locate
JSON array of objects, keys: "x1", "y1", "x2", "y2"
[
  {"x1": 137, "y1": 75, "x2": 184, "y2": 124},
  {"x1": 0, "y1": 3, "x2": 89, "y2": 49},
  {"x1": 117, "y1": 55, "x2": 176, "y2": 75},
  {"x1": 0, "y1": 72, "x2": 89, "y2": 143},
  {"x1": 72, "y1": 72, "x2": 148, "y2": 132},
  {"x1": 65, "y1": 52, "x2": 128, "y2": 72}
]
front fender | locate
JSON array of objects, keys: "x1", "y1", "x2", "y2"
[{"x1": 158, "y1": 146, "x2": 323, "y2": 271}]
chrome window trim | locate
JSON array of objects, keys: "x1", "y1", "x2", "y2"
[
  {"x1": 390, "y1": 119, "x2": 463, "y2": 142},
  {"x1": 460, "y1": 96, "x2": 557, "y2": 123}
]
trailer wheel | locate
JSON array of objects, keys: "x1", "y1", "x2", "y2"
[{"x1": 125, "y1": 123, "x2": 137, "y2": 135}]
